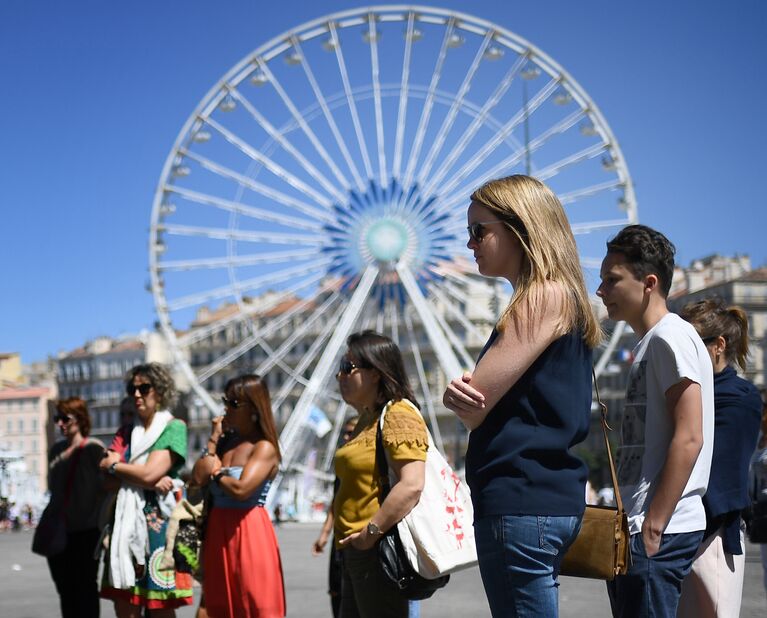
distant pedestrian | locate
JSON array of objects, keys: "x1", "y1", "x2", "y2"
[
  {"x1": 678, "y1": 299, "x2": 762, "y2": 617},
  {"x1": 311, "y1": 416, "x2": 358, "y2": 618},
  {"x1": 42, "y1": 397, "x2": 106, "y2": 618}
]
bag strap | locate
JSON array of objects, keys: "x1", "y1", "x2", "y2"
[
  {"x1": 592, "y1": 368, "x2": 624, "y2": 514},
  {"x1": 375, "y1": 417, "x2": 391, "y2": 505}
]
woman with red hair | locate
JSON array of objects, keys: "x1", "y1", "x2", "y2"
[{"x1": 42, "y1": 397, "x2": 106, "y2": 618}]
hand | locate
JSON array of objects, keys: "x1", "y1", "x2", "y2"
[
  {"x1": 339, "y1": 529, "x2": 377, "y2": 551},
  {"x1": 443, "y1": 371, "x2": 485, "y2": 422},
  {"x1": 154, "y1": 476, "x2": 174, "y2": 495},
  {"x1": 312, "y1": 531, "x2": 329, "y2": 555},
  {"x1": 641, "y1": 519, "x2": 662, "y2": 557},
  {"x1": 99, "y1": 450, "x2": 121, "y2": 471},
  {"x1": 210, "y1": 415, "x2": 225, "y2": 443}
]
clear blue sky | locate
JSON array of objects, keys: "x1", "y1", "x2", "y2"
[{"x1": 2, "y1": 0, "x2": 765, "y2": 363}]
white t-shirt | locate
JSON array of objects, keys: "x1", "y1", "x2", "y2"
[{"x1": 617, "y1": 312, "x2": 714, "y2": 535}]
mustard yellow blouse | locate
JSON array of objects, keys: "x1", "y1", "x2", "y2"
[{"x1": 333, "y1": 400, "x2": 428, "y2": 545}]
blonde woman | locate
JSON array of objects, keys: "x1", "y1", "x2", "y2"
[{"x1": 443, "y1": 175, "x2": 601, "y2": 617}]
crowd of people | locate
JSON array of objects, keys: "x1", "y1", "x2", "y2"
[{"x1": 25, "y1": 173, "x2": 767, "y2": 618}]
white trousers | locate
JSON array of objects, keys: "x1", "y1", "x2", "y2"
[{"x1": 677, "y1": 525, "x2": 745, "y2": 618}]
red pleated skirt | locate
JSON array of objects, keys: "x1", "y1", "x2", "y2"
[{"x1": 203, "y1": 506, "x2": 286, "y2": 618}]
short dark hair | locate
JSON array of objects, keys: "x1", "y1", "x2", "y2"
[
  {"x1": 55, "y1": 397, "x2": 92, "y2": 437},
  {"x1": 606, "y1": 224, "x2": 675, "y2": 297},
  {"x1": 346, "y1": 330, "x2": 418, "y2": 410}
]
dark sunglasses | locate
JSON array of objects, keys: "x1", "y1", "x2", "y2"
[
  {"x1": 338, "y1": 359, "x2": 364, "y2": 375},
  {"x1": 126, "y1": 383, "x2": 153, "y2": 396},
  {"x1": 467, "y1": 220, "x2": 507, "y2": 243},
  {"x1": 54, "y1": 415, "x2": 74, "y2": 425},
  {"x1": 221, "y1": 395, "x2": 243, "y2": 409}
]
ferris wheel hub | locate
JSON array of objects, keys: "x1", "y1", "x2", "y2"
[{"x1": 365, "y1": 217, "x2": 409, "y2": 262}]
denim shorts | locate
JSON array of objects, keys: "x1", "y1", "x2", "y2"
[{"x1": 474, "y1": 514, "x2": 582, "y2": 618}]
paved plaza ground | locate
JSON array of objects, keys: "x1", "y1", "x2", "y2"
[{"x1": 1, "y1": 524, "x2": 765, "y2": 617}]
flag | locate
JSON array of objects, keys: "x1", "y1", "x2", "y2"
[{"x1": 307, "y1": 406, "x2": 332, "y2": 438}]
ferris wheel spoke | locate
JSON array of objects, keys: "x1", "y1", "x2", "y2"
[
  {"x1": 256, "y1": 291, "x2": 343, "y2": 375},
  {"x1": 271, "y1": 299, "x2": 347, "y2": 411},
  {"x1": 423, "y1": 77, "x2": 559, "y2": 199},
  {"x1": 366, "y1": 13, "x2": 387, "y2": 188},
  {"x1": 426, "y1": 53, "x2": 527, "y2": 191},
  {"x1": 248, "y1": 60, "x2": 351, "y2": 197},
  {"x1": 226, "y1": 86, "x2": 348, "y2": 203},
  {"x1": 416, "y1": 29, "x2": 494, "y2": 188},
  {"x1": 268, "y1": 265, "x2": 380, "y2": 508},
  {"x1": 203, "y1": 117, "x2": 334, "y2": 208},
  {"x1": 177, "y1": 270, "x2": 329, "y2": 348},
  {"x1": 290, "y1": 35, "x2": 366, "y2": 193},
  {"x1": 178, "y1": 149, "x2": 334, "y2": 223},
  {"x1": 157, "y1": 248, "x2": 321, "y2": 272},
  {"x1": 428, "y1": 298, "x2": 477, "y2": 370},
  {"x1": 396, "y1": 263, "x2": 463, "y2": 379},
  {"x1": 196, "y1": 285, "x2": 336, "y2": 383},
  {"x1": 401, "y1": 18, "x2": 456, "y2": 191},
  {"x1": 160, "y1": 223, "x2": 324, "y2": 246},
  {"x1": 559, "y1": 180, "x2": 624, "y2": 205},
  {"x1": 321, "y1": 400, "x2": 350, "y2": 472},
  {"x1": 327, "y1": 21, "x2": 374, "y2": 181},
  {"x1": 164, "y1": 185, "x2": 324, "y2": 232},
  {"x1": 402, "y1": 309, "x2": 445, "y2": 453},
  {"x1": 166, "y1": 258, "x2": 332, "y2": 312},
  {"x1": 534, "y1": 142, "x2": 607, "y2": 181},
  {"x1": 571, "y1": 219, "x2": 630, "y2": 234},
  {"x1": 432, "y1": 108, "x2": 586, "y2": 215},
  {"x1": 427, "y1": 283, "x2": 490, "y2": 343},
  {"x1": 391, "y1": 12, "x2": 416, "y2": 181}
]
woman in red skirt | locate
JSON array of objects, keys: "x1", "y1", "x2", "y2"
[{"x1": 193, "y1": 374, "x2": 285, "y2": 618}]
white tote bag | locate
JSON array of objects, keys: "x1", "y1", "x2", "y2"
[{"x1": 380, "y1": 400, "x2": 478, "y2": 579}]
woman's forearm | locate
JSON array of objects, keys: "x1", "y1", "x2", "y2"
[
  {"x1": 112, "y1": 461, "x2": 165, "y2": 489},
  {"x1": 371, "y1": 478, "x2": 422, "y2": 532}
]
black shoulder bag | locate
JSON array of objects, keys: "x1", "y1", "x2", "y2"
[{"x1": 374, "y1": 418, "x2": 449, "y2": 600}]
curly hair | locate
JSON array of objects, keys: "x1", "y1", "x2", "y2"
[
  {"x1": 55, "y1": 397, "x2": 92, "y2": 437},
  {"x1": 606, "y1": 224, "x2": 676, "y2": 297},
  {"x1": 125, "y1": 363, "x2": 177, "y2": 410}
]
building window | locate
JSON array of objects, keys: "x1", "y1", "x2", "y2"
[
  {"x1": 18, "y1": 419, "x2": 23, "y2": 432},
  {"x1": 32, "y1": 419, "x2": 38, "y2": 431}
]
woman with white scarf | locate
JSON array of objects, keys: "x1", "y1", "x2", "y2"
[{"x1": 100, "y1": 363, "x2": 192, "y2": 617}]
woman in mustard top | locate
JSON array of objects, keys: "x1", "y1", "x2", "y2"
[{"x1": 333, "y1": 330, "x2": 428, "y2": 618}]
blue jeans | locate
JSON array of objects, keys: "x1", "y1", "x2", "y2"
[
  {"x1": 607, "y1": 531, "x2": 704, "y2": 618},
  {"x1": 475, "y1": 514, "x2": 582, "y2": 618}
]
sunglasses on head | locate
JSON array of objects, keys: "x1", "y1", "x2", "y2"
[
  {"x1": 54, "y1": 415, "x2": 74, "y2": 425},
  {"x1": 338, "y1": 358, "x2": 365, "y2": 375},
  {"x1": 126, "y1": 383, "x2": 153, "y2": 397},
  {"x1": 467, "y1": 220, "x2": 508, "y2": 243}
]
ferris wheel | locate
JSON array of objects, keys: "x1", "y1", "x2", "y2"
[{"x1": 148, "y1": 5, "x2": 638, "y2": 476}]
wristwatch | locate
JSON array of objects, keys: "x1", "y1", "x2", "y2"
[
  {"x1": 213, "y1": 470, "x2": 226, "y2": 484},
  {"x1": 108, "y1": 462, "x2": 119, "y2": 476},
  {"x1": 366, "y1": 521, "x2": 383, "y2": 537}
]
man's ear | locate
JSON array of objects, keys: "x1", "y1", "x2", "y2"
[{"x1": 644, "y1": 273, "x2": 659, "y2": 293}]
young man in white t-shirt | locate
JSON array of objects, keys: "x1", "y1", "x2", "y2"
[{"x1": 597, "y1": 225, "x2": 714, "y2": 618}]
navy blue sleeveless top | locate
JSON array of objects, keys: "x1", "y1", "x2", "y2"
[{"x1": 465, "y1": 329, "x2": 592, "y2": 518}]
